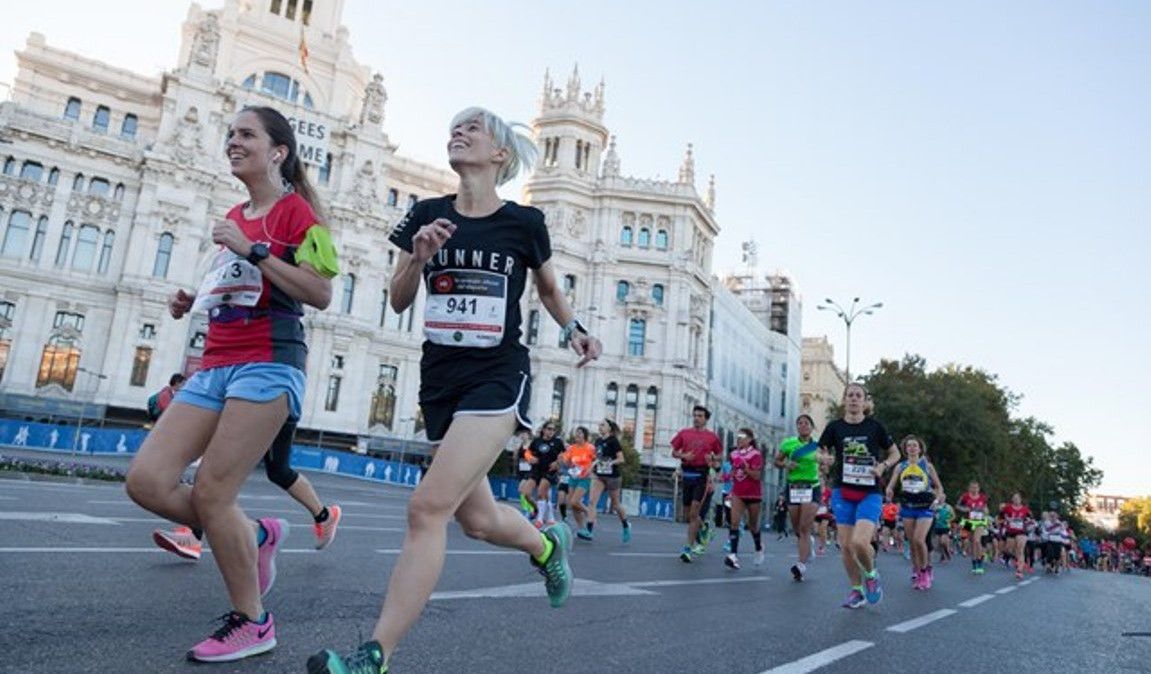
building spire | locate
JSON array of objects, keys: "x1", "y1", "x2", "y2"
[
  {"x1": 706, "y1": 174, "x2": 716, "y2": 211},
  {"x1": 567, "y1": 63, "x2": 581, "y2": 101},
  {"x1": 678, "y1": 143, "x2": 695, "y2": 185},
  {"x1": 603, "y1": 135, "x2": 620, "y2": 177}
]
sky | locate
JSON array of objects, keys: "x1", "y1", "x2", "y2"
[{"x1": 2, "y1": 1, "x2": 1148, "y2": 495}]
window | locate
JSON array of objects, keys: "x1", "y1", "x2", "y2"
[
  {"x1": 407, "y1": 194, "x2": 418, "y2": 210},
  {"x1": 130, "y1": 347, "x2": 151, "y2": 387},
  {"x1": 628, "y1": 318, "x2": 646, "y2": 357},
  {"x1": 139, "y1": 323, "x2": 156, "y2": 339},
  {"x1": 63, "y1": 97, "x2": 82, "y2": 120},
  {"x1": 1, "y1": 210, "x2": 31, "y2": 258},
  {"x1": 285, "y1": 0, "x2": 298, "y2": 20},
  {"x1": 120, "y1": 114, "x2": 138, "y2": 139},
  {"x1": 71, "y1": 225, "x2": 99, "y2": 271},
  {"x1": 190, "y1": 331, "x2": 206, "y2": 349},
  {"x1": 54, "y1": 221, "x2": 74, "y2": 267},
  {"x1": 605, "y1": 382, "x2": 618, "y2": 419},
  {"x1": 386, "y1": 188, "x2": 398, "y2": 207},
  {"x1": 113, "y1": 184, "x2": 124, "y2": 201},
  {"x1": 652, "y1": 284, "x2": 665, "y2": 306},
  {"x1": 97, "y1": 230, "x2": 115, "y2": 274},
  {"x1": 36, "y1": 337, "x2": 80, "y2": 391},
  {"x1": 47, "y1": 168, "x2": 59, "y2": 186},
  {"x1": 655, "y1": 229, "x2": 669, "y2": 249},
  {"x1": 242, "y1": 74, "x2": 257, "y2": 89},
  {"x1": 19, "y1": 161, "x2": 43, "y2": 182},
  {"x1": 0, "y1": 301, "x2": 13, "y2": 384},
  {"x1": 88, "y1": 178, "x2": 110, "y2": 197},
  {"x1": 526, "y1": 309, "x2": 539, "y2": 345},
  {"x1": 30, "y1": 216, "x2": 48, "y2": 262},
  {"x1": 92, "y1": 106, "x2": 110, "y2": 133},
  {"x1": 369, "y1": 364, "x2": 398, "y2": 429},
  {"x1": 2, "y1": 158, "x2": 13, "y2": 175},
  {"x1": 551, "y1": 377, "x2": 567, "y2": 424},
  {"x1": 575, "y1": 140, "x2": 583, "y2": 169},
  {"x1": 72, "y1": 174, "x2": 85, "y2": 192},
  {"x1": 324, "y1": 375, "x2": 341, "y2": 411},
  {"x1": 331, "y1": 354, "x2": 344, "y2": 370},
  {"x1": 153, "y1": 232, "x2": 173, "y2": 277},
  {"x1": 302, "y1": 0, "x2": 313, "y2": 24},
  {"x1": 379, "y1": 289, "x2": 389, "y2": 327},
  {"x1": 318, "y1": 153, "x2": 331, "y2": 185},
  {"x1": 620, "y1": 225, "x2": 633, "y2": 246},
  {"x1": 340, "y1": 273, "x2": 356, "y2": 313},
  {"x1": 562, "y1": 274, "x2": 576, "y2": 301},
  {"x1": 638, "y1": 227, "x2": 650, "y2": 248},
  {"x1": 616, "y1": 280, "x2": 630, "y2": 303},
  {"x1": 643, "y1": 386, "x2": 659, "y2": 449},
  {"x1": 623, "y1": 384, "x2": 639, "y2": 439},
  {"x1": 262, "y1": 72, "x2": 292, "y2": 100}
]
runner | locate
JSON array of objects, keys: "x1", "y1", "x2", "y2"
[
  {"x1": 308, "y1": 107, "x2": 601, "y2": 673},
  {"x1": 1000, "y1": 492, "x2": 1033, "y2": 579},
  {"x1": 885, "y1": 435, "x2": 945, "y2": 590},
  {"x1": 933, "y1": 500, "x2": 955, "y2": 564},
  {"x1": 957, "y1": 481, "x2": 992, "y2": 575},
  {"x1": 146, "y1": 373, "x2": 186, "y2": 421},
  {"x1": 125, "y1": 105, "x2": 341, "y2": 662},
  {"x1": 814, "y1": 484, "x2": 835, "y2": 556},
  {"x1": 724, "y1": 428, "x2": 765, "y2": 570},
  {"x1": 562, "y1": 427, "x2": 597, "y2": 540},
  {"x1": 513, "y1": 430, "x2": 537, "y2": 520},
  {"x1": 817, "y1": 383, "x2": 900, "y2": 609},
  {"x1": 775, "y1": 414, "x2": 821, "y2": 581},
  {"x1": 670, "y1": 405, "x2": 723, "y2": 563},
  {"x1": 1041, "y1": 511, "x2": 1067, "y2": 574},
  {"x1": 587, "y1": 419, "x2": 632, "y2": 543},
  {"x1": 527, "y1": 421, "x2": 566, "y2": 526},
  {"x1": 880, "y1": 500, "x2": 900, "y2": 553}
]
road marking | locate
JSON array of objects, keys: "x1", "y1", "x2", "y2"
[
  {"x1": 430, "y1": 578, "x2": 657, "y2": 601},
  {"x1": 995, "y1": 586, "x2": 1018, "y2": 594},
  {"x1": 377, "y1": 549, "x2": 521, "y2": 555},
  {"x1": 1019, "y1": 578, "x2": 1037, "y2": 586},
  {"x1": 0, "y1": 511, "x2": 120, "y2": 525},
  {"x1": 958, "y1": 594, "x2": 996, "y2": 608},
  {"x1": 886, "y1": 609, "x2": 957, "y2": 633},
  {"x1": 758, "y1": 640, "x2": 874, "y2": 674},
  {"x1": 630, "y1": 576, "x2": 770, "y2": 588}
]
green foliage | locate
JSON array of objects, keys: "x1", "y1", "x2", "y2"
[
  {"x1": 0, "y1": 456, "x2": 126, "y2": 481},
  {"x1": 855, "y1": 354, "x2": 1101, "y2": 510},
  {"x1": 617, "y1": 429, "x2": 642, "y2": 488},
  {"x1": 1118, "y1": 497, "x2": 1151, "y2": 546}
]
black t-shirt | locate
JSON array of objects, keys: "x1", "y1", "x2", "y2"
[
  {"x1": 529, "y1": 437, "x2": 565, "y2": 470},
  {"x1": 388, "y1": 196, "x2": 552, "y2": 377},
  {"x1": 818, "y1": 417, "x2": 894, "y2": 492},
  {"x1": 594, "y1": 435, "x2": 623, "y2": 478}
]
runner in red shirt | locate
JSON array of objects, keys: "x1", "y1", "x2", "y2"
[
  {"x1": 670, "y1": 405, "x2": 723, "y2": 563},
  {"x1": 724, "y1": 428, "x2": 765, "y2": 570},
  {"x1": 958, "y1": 482, "x2": 991, "y2": 574},
  {"x1": 1001, "y1": 492, "x2": 1033, "y2": 578}
]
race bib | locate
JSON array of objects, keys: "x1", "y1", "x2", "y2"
[
  {"x1": 1009, "y1": 518, "x2": 1024, "y2": 530},
  {"x1": 518, "y1": 461, "x2": 531, "y2": 472},
  {"x1": 901, "y1": 475, "x2": 927, "y2": 494},
  {"x1": 789, "y1": 486, "x2": 814, "y2": 503},
  {"x1": 558, "y1": 474, "x2": 571, "y2": 485},
  {"x1": 424, "y1": 269, "x2": 507, "y2": 348},
  {"x1": 192, "y1": 249, "x2": 263, "y2": 313},
  {"x1": 568, "y1": 466, "x2": 582, "y2": 478},
  {"x1": 817, "y1": 505, "x2": 829, "y2": 516},
  {"x1": 595, "y1": 460, "x2": 614, "y2": 476},
  {"x1": 842, "y1": 454, "x2": 876, "y2": 486},
  {"x1": 971, "y1": 509, "x2": 985, "y2": 521}
]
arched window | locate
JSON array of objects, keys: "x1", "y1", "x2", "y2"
[
  {"x1": 616, "y1": 280, "x2": 630, "y2": 303},
  {"x1": 63, "y1": 97, "x2": 81, "y2": 120},
  {"x1": 47, "y1": 168, "x2": 59, "y2": 186},
  {"x1": 30, "y1": 216, "x2": 48, "y2": 262},
  {"x1": 655, "y1": 229, "x2": 669, "y2": 250},
  {"x1": 652, "y1": 284, "x2": 665, "y2": 306},
  {"x1": 620, "y1": 225, "x2": 633, "y2": 247},
  {"x1": 340, "y1": 273, "x2": 356, "y2": 313},
  {"x1": 113, "y1": 184, "x2": 125, "y2": 201},
  {"x1": 575, "y1": 139, "x2": 583, "y2": 169},
  {"x1": 1, "y1": 211, "x2": 31, "y2": 258},
  {"x1": 71, "y1": 225, "x2": 100, "y2": 270},
  {"x1": 97, "y1": 230, "x2": 115, "y2": 274},
  {"x1": 88, "y1": 177, "x2": 110, "y2": 197},
  {"x1": 55, "y1": 221, "x2": 74, "y2": 267},
  {"x1": 241, "y1": 74, "x2": 257, "y2": 89},
  {"x1": 36, "y1": 335, "x2": 81, "y2": 391},
  {"x1": 92, "y1": 106, "x2": 110, "y2": 133},
  {"x1": 605, "y1": 382, "x2": 619, "y2": 419},
  {"x1": 624, "y1": 384, "x2": 639, "y2": 439},
  {"x1": 628, "y1": 318, "x2": 646, "y2": 357},
  {"x1": 638, "y1": 227, "x2": 651, "y2": 248},
  {"x1": 152, "y1": 232, "x2": 173, "y2": 278},
  {"x1": 249, "y1": 71, "x2": 316, "y2": 109},
  {"x1": 643, "y1": 386, "x2": 659, "y2": 449},
  {"x1": 72, "y1": 173, "x2": 85, "y2": 192},
  {"x1": 120, "y1": 114, "x2": 138, "y2": 139},
  {"x1": 386, "y1": 188, "x2": 399, "y2": 207},
  {"x1": 369, "y1": 364, "x2": 398, "y2": 429},
  {"x1": 19, "y1": 161, "x2": 43, "y2": 182},
  {"x1": 551, "y1": 377, "x2": 567, "y2": 424}
]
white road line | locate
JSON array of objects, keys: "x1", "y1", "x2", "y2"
[
  {"x1": 377, "y1": 548, "x2": 520, "y2": 555},
  {"x1": 431, "y1": 578, "x2": 657, "y2": 601},
  {"x1": 1019, "y1": 578, "x2": 1037, "y2": 586},
  {"x1": 885, "y1": 609, "x2": 958, "y2": 634},
  {"x1": 630, "y1": 576, "x2": 770, "y2": 588},
  {"x1": 0, "y1": 511, "x2": 120, "y2": 524},
  {"x1": 958, "y1": 594, "x2": 996, "y2": 608},
  {"x1": 758, "y1": 640, "x2": 875, "y2": 674},
  {"x1": 995, "y1": 585, "x2": 1018, "y2": 594}
]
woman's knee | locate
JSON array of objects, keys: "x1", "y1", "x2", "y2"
[
  {"x1": 190, "y1": 481, "x2": 232, "y2": 521},
  {"x1": 407, "y1": 488, "x2": 454, "y2": 530},
  {"x1": 124, "y1": 468, "x2": 160, "y2": 508}
]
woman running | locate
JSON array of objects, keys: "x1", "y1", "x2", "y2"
[
  {"x1": 885, "y1": 435, "x2": 945, "y2": 590},
  {"x1": 957, "y1": 481, "x2": 991, "y2": 575},
  {"x1": 1001, "y1": 492, "x2": 1033, "y2": 579},
  {"x1": 527, "y1": 421, "x2": 566, "y2": 526},
  {"x1": 126, "y1": 106, "x2": 340, "y2": 662},
  {"x1": 933, "y1": 500, "x2": 955, "y2": 564},
  {"x1": 513, "y1": 430, "x2": 537, "y2": 520},
  {"x1": 775, "y1": 414, "x2": 821, "y2": 581},
  {"x1": 723, "y1": 428, "x2": 765, "y2": 570},
  {"x1": 308, "y1": 107, "x2": 601, "y2": 673},
  {"x1": 587, "y1": 419, "x2": 632, "y2": 543},
  {"x1": 563, "y1": 426, "x2": 597, "y2": 540},
  {"x1": 818, "y1": 383, "x2": 900, "y2": 609}
]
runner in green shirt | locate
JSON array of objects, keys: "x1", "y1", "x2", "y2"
[{"x1": 774, "y1": 414, "x2": 821, "y2": 581}]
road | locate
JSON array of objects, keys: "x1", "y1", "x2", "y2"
[{"x1": 0, "y1": 464, "x2": 1146, "y2": 673}]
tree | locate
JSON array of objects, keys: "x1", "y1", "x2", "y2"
[
  {"x1": 617, "y1": 429, "x2": 642, "y2": 488},
  {"x1": 1118, "y1": 497, "x2": 1151, "y2": 546}
]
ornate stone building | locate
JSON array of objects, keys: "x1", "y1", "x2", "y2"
[{"x1": 800, "y1": 335, "x2": 847, "y2": 432}]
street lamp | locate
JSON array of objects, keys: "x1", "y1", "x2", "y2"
[
  {"x1": 71, "y1": 366, "x2": 108, "y2": 455},
  {"x1": 817, "y1": 297, "x2": 883, "y2": 381}
]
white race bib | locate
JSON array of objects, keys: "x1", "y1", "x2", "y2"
[
  {"x1": 970, "y1": 509, "x2": 985, "y2": 521},
  {"x1": 595, "y1": 460, "x2": 614, "y2": 476},
  {"x1": 568, "y1": 466, "x2": 582, "y2": 478},
  {"x1": 842, "y1": 454, "x2": 876, "y2": 486},
  {"x1": 518, "y1": 461, "x2": 531, "y2": 472},
  {"x1": 789, "y1": 486, "x2": 814, "y2": 504},
  {"x1": 558, "y1": 474, "x2": 571, "y2": 485},
  {"x1": 817, "y1": 505, "x2": 829, "y2": 516},
  {"x1": 192, "y1": 250, "x2": 263, "y2": 313},
  {"x1": 901, "y1": 475, "x2": 928, "y2": 494},
  {"x1": 424, "y1": 269, "x2": 507, "y2": 348},
  {"x1": 1009, "y1": 518, "x2": 1024, "y2": 531}
]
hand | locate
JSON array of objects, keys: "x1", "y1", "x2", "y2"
[
  {"x1": 211, "y1": 218, "x2": 253, "y2": 257},
  {"x1": 169, "y1": 289, "x2": 195, "y2": 319},
  {"x1": 787, "y1": 461, "x2": 798, "y2": 471},
  {"x1": 571, "y1": 332, "x2": 602, "y2": 368},
  {"x1": 411, "y1": 218, "x2": 456, "y2": 262}
]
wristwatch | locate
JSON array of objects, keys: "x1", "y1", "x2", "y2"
[
  {"x1": 561, "y1": 318, "x2": 589, "y2": 339},
  {"x1": 246, "y1": 243, "x2": 270, "y2": 266}
]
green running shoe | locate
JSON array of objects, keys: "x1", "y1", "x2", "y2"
[
  {"x1": 535, "y1": 522, "x2": 573, "y2": 608},
  {"x1": 306, "y1": 640, "x2": 387, "y2": 674}
]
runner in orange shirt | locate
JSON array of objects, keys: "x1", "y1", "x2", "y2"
[{"x1": 561, "y1": 427, "x2": 596, "y2": 540}]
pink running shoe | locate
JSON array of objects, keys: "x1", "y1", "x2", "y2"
[
  {"x1": 152, "y1": 526, "x2": 202, "y2": 561},
  {"x1": 313, "y1": 504, "x2": 342, "y2": 550},
  {"x1": 187, "y1": 611, "x2": 275, "y2": 662},
  {"x1": 257, "y1": 518, "x2": 289, "y2": 597}
]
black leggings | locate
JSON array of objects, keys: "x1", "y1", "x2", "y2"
[{"x1": 264, "y1": 421, "x2": 300, "y2": 491}]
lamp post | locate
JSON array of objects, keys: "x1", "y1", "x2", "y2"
[
  {"x1": 71, "y1": 366, "x2": 108, "y2": 455},
  {"x1": 817, "y1": 297, "x2": 883, "y2": 382}
]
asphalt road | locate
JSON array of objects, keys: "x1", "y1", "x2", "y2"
[{"x1": 0, "y1": 464, "x2": 1147, "y2": 674}]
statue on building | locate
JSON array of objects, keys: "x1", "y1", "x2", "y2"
[
  {"x1": 602, "y1": 136, "x2": 620, "y2": 177},
  {"x1": 189, "y1": 11, "x2": 221, "y2": 72},
  {"x1": 352, "y1": 160, "x2": 379, "y2": 214},
  {"x1": 360, "y1": 74, "x2": 387, "y2": 128},
  {"x1": 169, "y1": 107, "x2": 204, "y2": 166},
  {"x1": 678, "y1": 143, "x2": 695, "y2": 185}
]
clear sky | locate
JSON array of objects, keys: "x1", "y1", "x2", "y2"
[{"x1": 3, "y1": 1, "x2": 1148, "y2": 495}]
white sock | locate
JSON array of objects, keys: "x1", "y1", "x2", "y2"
[{"x1": 535, "y1": 500, "x2": 546, "y2": 521}]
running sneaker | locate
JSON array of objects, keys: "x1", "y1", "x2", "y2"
[
  {"x1": 722, "y1": 540, "x2": 732, "y2": 553},
  {"x1": 790, "y1": 562, "x2": 805, "y2": 581},
  {"x1": 691, "y1": 543, "x2": 707, "y2": 555},
  {"x1": 680, "y1": 546, "x2": 693, "y2": 563},
  {"x1": 187, "y1": 611, "x2": 276, "y2": 663},
  {"x1": 153, "y1": 526, "x2": 202, "y2": 561},
  {"x1": 576, "y1": 527, "x2": 593, "y2": 541},
  {"x1": 841, "y1": 588, "x2": 866, "y2": 609},
  {"x1": 974, "y1": 563, "x2": 986, "y2": 575},
  {"x1": 307, "y1": 640, "x2": 387, "y2": 674},
  {"x1": 863, "y1": 570, "x2": 884, "y2": 604},
  {"x1": 534, "y1": 522, "x2": 573, "y2": 608},
  {"x1": 754, "y1": 550, "x2": 765, "y2": 567},
  {"x1": 545, "y1": 519, "x2": 557, "y2": 527},
  {"x1": 257, "y1": 517, "x2": 289, "y2": 597},
  {"x1": 621, "y1": 523, "x2": 632, "y2": 544},
  {"x1": 724, "y1": 553, "x2": 741, "y2": 570},
  {"x1": 314, "y1": 504, "x2": 343, "y2": 550},
  {"x1": 518, "y1": 494, "x2": 536, "y2": 518}
]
